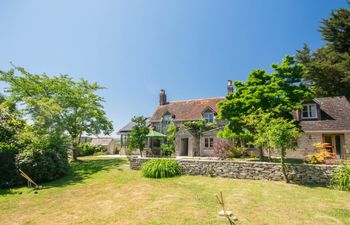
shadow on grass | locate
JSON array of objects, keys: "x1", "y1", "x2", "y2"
[
  {"x1": 0, "y1": 157, "x2": 127, "y2": 195},
  {"x1": 43, "y1": 158, "x2": 126, "y2": 189}
]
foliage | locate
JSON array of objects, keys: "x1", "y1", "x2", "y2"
[
  {"x1": 141, "y1": 159, "x2": 182, "y2": 178},
  {"x1": 160, "y1": 121, "x2": 177, "y2": 156},
  {"x1": 217, "y1": 56, "x2": 311, "y2": 162},
  {"x1": 296, "y1": 3, "x2": 350, "y2": 99},
  {"x1": 331, "y1": 164, "x2": 350, "y2": 191},
  {"x1": 0, "y1": 66, "x2": 113, "y2": 160},
  {"x1": 265, "y1": 118, "x2": 302, "y2": 183},
  {"x1": 17, "y1": 148, "x2": 69, "y2": 183},
  {"x1": 78, "y1": 143, "x2": 106, "y2": 156},
  {"x1": 128, "y1": 116, "x2": 149, "y2": 157},
  {"x1": 0, "y1": 104, "x2": 26, "y2": 187},
  {"x1": 212, "y1": 139, "x2": 232, "y2": 159},
  {"x1": 306, "y1": 143, "x2": 335, "y2": 164},
  {"x1": 183, "y1": 120, "x2": 217, "y2": 136}
]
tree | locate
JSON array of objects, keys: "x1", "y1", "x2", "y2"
[
  {"x1": 160, "y1": 121, "x2": 177, "y2": 156},
  {"x1": 0, "y1": 66, "x2": 113, "y2": 161},
  {"x1": 265, "y1": 118, "x2": 302, "y2": 183},
  {"x1": 128, "y1": 116, "x2": 149, "y2": 157},
  {"x1": 218, "y1": 56, "x2": 312, "y2": 159},
  {"x1": 296, "y1": 3, "x2": 350, "y2": 99}
]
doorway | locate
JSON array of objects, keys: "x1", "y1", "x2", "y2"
[
  {"x1": 180, "y1": 138, "x2": 189, "y2": 156},
  {"x1": 323, "y1": 134, "x2": 344, "y2": 159}
]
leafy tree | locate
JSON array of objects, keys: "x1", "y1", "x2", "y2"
[
  {"x1": 296, "y1": 3, "x2": 350, "y2": 99},
  {"x1": 0, "y1": 98, "x2": 26, "y2": 187},
  {"x1": 160, "y1": 121, "x2": 177, "y2": 156},
  {"x1": 265, "y1": 118, "x2": 302, "y2": 183},
  {"x1": 0, "y1": 66, "x2": 113, "y2": 161},
  {"x1": 218, "y1": 56, "x2": 312, "y2": 159},
  {"x1": 128, "y1": 116, "x2": 149, "y2": 157}
]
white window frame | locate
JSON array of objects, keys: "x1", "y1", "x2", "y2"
[
  {"x1": 203, "y1": 112, "x2": 215, "y2": 123},
  {"x1": 301, "y1": 104, "x2": 317, "y2": 119}
]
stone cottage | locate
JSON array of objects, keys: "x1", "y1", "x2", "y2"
[
  {"x1": 120, "y1": 80, "x2": 350, "y2": 159},
  {"x1": 290, "y1": 96, "x2": 350, "y2": 159},
  {"x1": 148, "y1": 81, "x2": 234, "y2": 157}
]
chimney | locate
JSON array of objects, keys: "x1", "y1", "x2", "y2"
[
  {"x1": 159, "y1": 89, "x2": 167, "y2": 105},
  {"x1": 227, "y1": 80, "x2": 233, "y2": 94}
]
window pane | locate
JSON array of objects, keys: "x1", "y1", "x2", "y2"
[
  {"x1": 205, "y1": 138, "x2": 208, "y2": 148},
  {"x1": 209, "y1": 138, "x2": 214, "y2": 147},
  {"x1": 302, "y1": 106, "x2": 308, "y2": 117},
  {"x1": 309, "y1": 105, "x2": 316, "y2": 118}
]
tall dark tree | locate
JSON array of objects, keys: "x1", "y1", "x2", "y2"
[{"x1": 296, "y1": 3, "x2": 350, "y2": 99}]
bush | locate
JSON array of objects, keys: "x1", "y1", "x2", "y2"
[
  {"x1": 78, "y1": 143, "x2": 106, "y2": 156},
  {"x1": 331, "y1": 164, "x2": 350, "y2": 191},
  {"x1": 17, "y1": 148, "x2": 69, "y2": 183},
  {"x1": 306, "y1": 143, "x2": 335, "y2": 164},
  {"x1": 141, "y1": 159, "x2": 182, "y2": 178},
  {"x1": 0, "y1": 148, "x2": 22, "y2": 188}
]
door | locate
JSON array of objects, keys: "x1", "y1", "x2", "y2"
[
  {"x1": 335, "y1": 135, "x2": 342, "y2": 159},
  {"x1": 323, "y1": 134, "x2": 344, "y2": 159},
  {"x1": 180, "y1": 138, "x2": 189, "y2": 156}
]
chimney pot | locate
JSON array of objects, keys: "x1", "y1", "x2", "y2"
[
  {"x1": 227, "y1": 80, "x2": 234, "y2": 95},
  {"x1": 159, "y1": 89, "x2": 167, "y2": 105}
]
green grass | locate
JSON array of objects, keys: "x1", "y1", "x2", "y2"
[{"x1": 1, "y1": 156, "x2": 350, "y2": 225}]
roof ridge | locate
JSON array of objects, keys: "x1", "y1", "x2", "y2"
[{"x1": 169, "y1": 97, "x2": 225, "y2": 103}]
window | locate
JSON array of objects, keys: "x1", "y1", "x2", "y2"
[
  {"x1": 203, "y1": 112, "x2": 214, "y2": 123},
  {"x1": 302, "y1": 104, "x2": 317, "y2": 119},
  {"x1": 204, "y1": 138, "x2": 214, "y2": 148},
  {"x1": 163, "y1": 114, "x2": 172, "y2": 124}
]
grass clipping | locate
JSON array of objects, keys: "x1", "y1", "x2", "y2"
[{"x1": 141, "y1": 159, "x2": 182, "y2": 178}]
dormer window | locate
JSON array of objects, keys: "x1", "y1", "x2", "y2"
[
  {"x1": 163, "y1": 114, "x2": 172, "y2": 124},
  {"x1": 302, "y1": 104, "x2": 317, "y2": 119},
  {"x1": 203, "y1": 112, "x2": 215, "y2": 123}
]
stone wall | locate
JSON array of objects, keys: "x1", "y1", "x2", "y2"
[{"x1": 129, "y1": 157, "x2": 337, "y2": 185}]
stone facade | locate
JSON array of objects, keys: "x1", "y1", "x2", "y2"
[{"x1": 130, "y1": 157, "x2": 337, "y2": 185}]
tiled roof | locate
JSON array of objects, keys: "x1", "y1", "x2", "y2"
[
  {"x1": 90, "y1": 138, "x2": 113, "y2": 146},
  {"x1": 150, "y1": 97, "x2": 225, "y2": 122},
  {"x1": 299, "y1": 96, "x2": 350, "y2": 131}
]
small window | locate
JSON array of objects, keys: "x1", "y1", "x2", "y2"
[
  {"x1": 163, "y1": 115, "x2": 172, "y2": 124},
  {"x1": 204, "y1": 138, "x2": 214, "y2": 148},
  {"x1": 203, "y1": 112, "x2": 214, "y2": 123},
  {"x1": 302, "y1": 104, "x2": 317, "y2": 119}
]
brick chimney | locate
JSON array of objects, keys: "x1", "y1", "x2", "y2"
[
  {"x1": 159, "y1": 89, "x2": 167, "y2": 105},
  {"x1": 227, "y1": 80, "x2": 233, "y2": 94}
]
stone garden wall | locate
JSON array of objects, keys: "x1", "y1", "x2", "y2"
[{"x1": 129, "y1": 157, "x2": 337, "y2": 185}]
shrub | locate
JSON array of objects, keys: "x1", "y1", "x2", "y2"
[
  {"x1": 141, "y1": 159, "x2": 182, "y2": 178},
  {"x1": 331, "y1": 164, "x2": 350, "y2": 191},
  {"x1": 78, "y1": 143, "x2": 106, "y2": 156},
  {"x1": 0, "y1": 147, "x2": 22, "y2": 187},
  {"x1": 306, "y1": 143, "x2": 335, "y2": 164},
  {"x1": 212, "y1": 139, "x2": 232, "y2": 159},
  {"x1": 17, "y1": 148, "x2": 70, "y2": 183}
]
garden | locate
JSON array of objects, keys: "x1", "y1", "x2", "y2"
[{"x1": 1, "y1": 156, "x2": 350, "y2": 225}]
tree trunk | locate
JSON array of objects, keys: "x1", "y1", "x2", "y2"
[
  {"x1": 71, "y1": 137, "x2": 79, "y2": 161},
  {"x1": 259, "y1": 147, "x2": 264, "y2": 161},
  {"x1": 281, "y1": 149, "x2": 289, "y2": 183}
]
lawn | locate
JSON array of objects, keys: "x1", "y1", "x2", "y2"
[{"x1": 1, "y1": 157, "x2": 350, "y2": 225}]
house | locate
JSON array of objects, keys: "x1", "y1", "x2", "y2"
[
  {"x1": 90, "y1": 137, "x2": 116, "y2": 155},
  {"x1": 149, "y1": 81, "x2": 234, "y2": 157},
  {"x1": 120, "y1": 80, "x2": 350, "y2": 159},
  {"x1": 290, "y1": 96, "x2": 350, "y2": 159}
]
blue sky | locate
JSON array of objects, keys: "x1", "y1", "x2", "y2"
[{"x1": 0, "y1": 0, "x2": 348, "y2": 136}]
